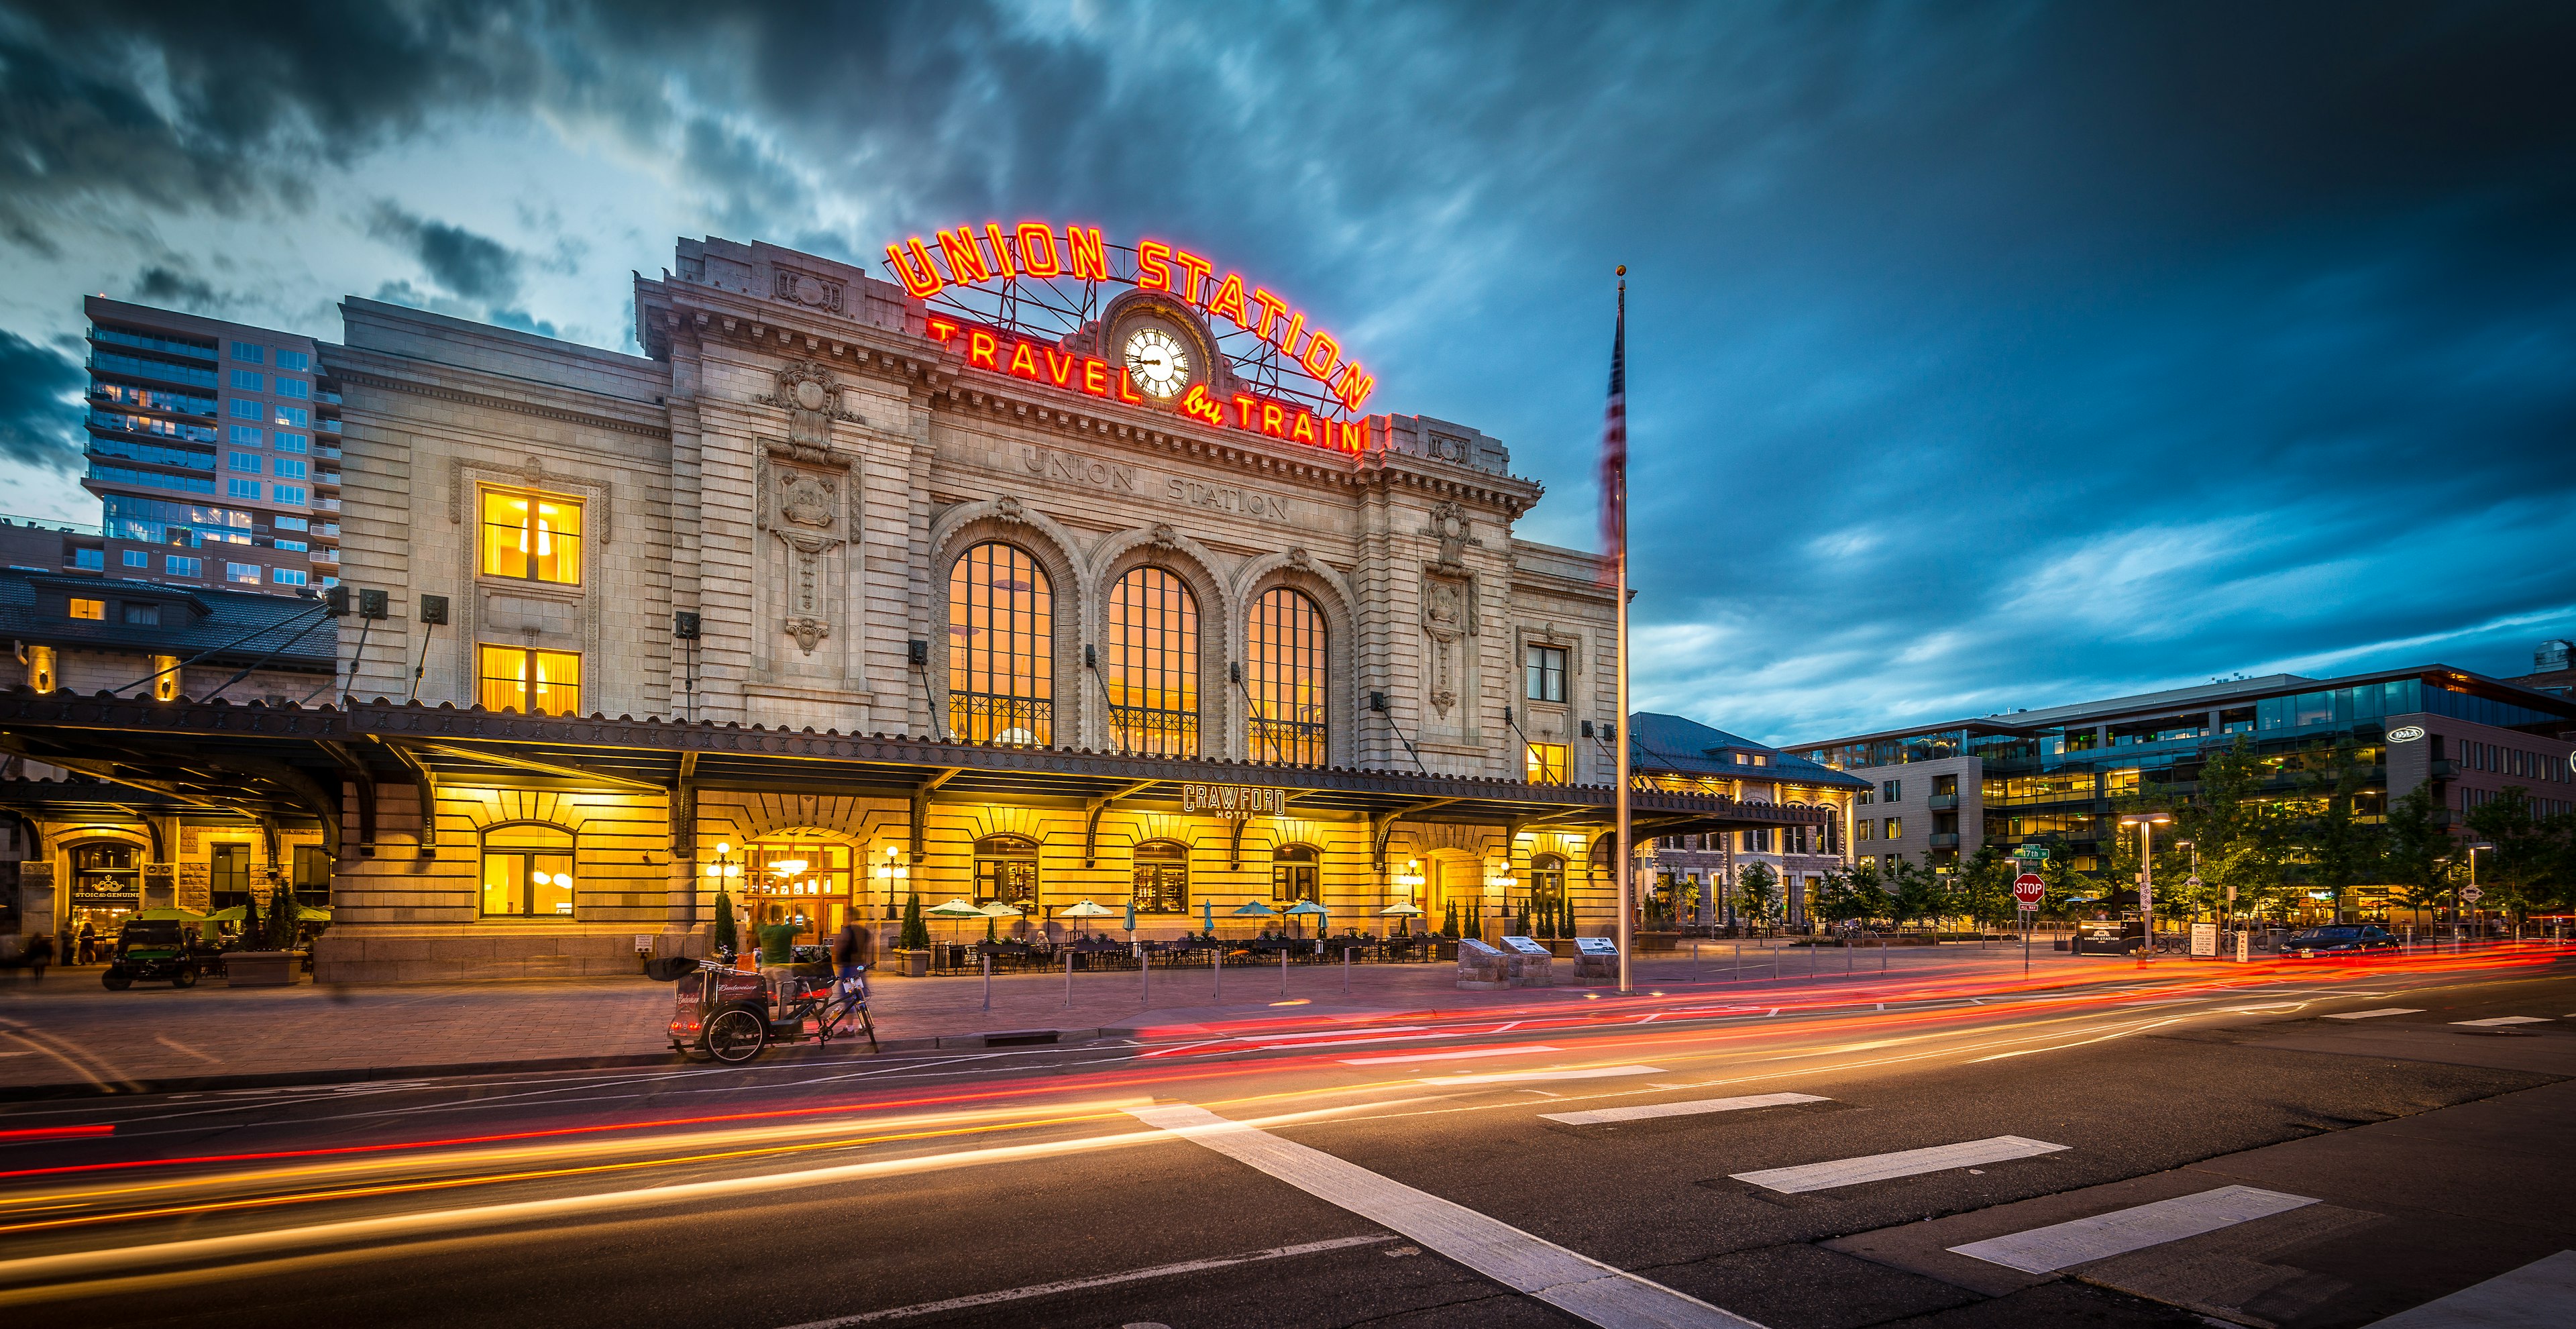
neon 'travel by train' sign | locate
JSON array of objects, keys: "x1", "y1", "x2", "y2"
[{"x1": 885, "y1": 221, "x2": 1377, "y2": 450}]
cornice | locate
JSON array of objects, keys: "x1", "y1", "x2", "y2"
[{"x1": 329, "y1": 366, "x2": 672, "y2": 441}]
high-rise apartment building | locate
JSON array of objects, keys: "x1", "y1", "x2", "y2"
[{"x1": 76, "y1": 297, "x2": 341, "y2": 595}]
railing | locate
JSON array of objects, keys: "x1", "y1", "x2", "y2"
[
  {"x1": 2429, "y1": 759, "x2": 2459, "y2": 780},
  {"x1": 948, "y1": 693, "x2": 1053, "y2": 747},
  {"x1": 0, "y1": 513, "x2": 103, "y2": 536},
  {"x1": 321, "y1": 419, "x2": 343, "y2": 433},
  {"x1": 1929, "y1": 832, "x2": 1962, "y2": 848},
  {"x1": 1106, "y1": 705, "x2": 1199, "y2": 757},
  {"x1": 315, "y1": 473, "x2": 341, "y2": 486},
  {"x1": 1928, "y1": 793, "x2": 1959, "y2": 810},
  {"x1": 91, "y1": 352, "x2": 220, "y2": 389},
  {"x1": 91, "y1": 327, "x2": 216, "y2": 360},
  {"x1": 315, "y1": 497, "x2": 343, "y2": 511}
]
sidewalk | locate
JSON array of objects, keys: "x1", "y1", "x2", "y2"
[{"x1": 0, "y1": 941, "x2": 2075, "y2": 1098}]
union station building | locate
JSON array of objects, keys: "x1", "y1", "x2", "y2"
[{"x1": 1, "y1": 229, "x2": 1842, "y2": 981}]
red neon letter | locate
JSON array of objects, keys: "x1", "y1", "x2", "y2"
[
  {"x1": 1007, "y1": 341, "x2": 1041, "y2": 380},
  {"x1": 1250, "y1": 288, "x2": 1287, "y2": 341},
  {"x1": 1331, "y1": 362, "x2": 1375, "y2": 411},
  {"x1": 1290, "y1": 411, "x2": 1317, "y2": 446},
  {"x1": 1260, "y1": 402, "x2": 1286, "y2": 437},
  {"x1": 1173, "y1": 250, "x2": 1213, "y2": 307},
  {"x1": 1277, "y1": 311, "x2": 1305, "y2": 357},
  {"x1": 937, "y1": 227, "x2": 993, "y2": 284},
  {"x1": 1066, "y1": 225, "x2": 1108, "y2": 280},
  {"x1": 1208, "y1": 274, "x2": 1250, "y2": 329},
  {"x1": 925, "y1": 317, "x2": 961, "y2": 343},
  {"x1": 1232, "y1": 393, "x2": 1257, "y2": 429},
  {"x1": 982, "y1": 223, "x2": 1017, "y2": 279},
  {"x1": 1136, "y1": 240, "x2": 1173, "y2": 292},
  {"x1": 1081, "y1": 358, "x2": 1109, "y2": 396},
  {"x1": 1043, "y1": 349, "x2": 1077, "y2": 387},
  {"x1": 1117, "y1": 369, "x2": 1144, "y2": 404},
  {"x1": 967, "y1": 330, "x2": 998, "y2": 370},
  {"x1": 888, "y1": 240, "x2": 945, "y2": 298},
  {"x1": 1015, "y1": 222, "x2": 1060, "y2": 278},
  {"x1": 1180, "y1": 385, "x2": 1225, "y2": 425},
  {"x1": 1300, "y1": 331, "x2": 1340, "y2": 379}
]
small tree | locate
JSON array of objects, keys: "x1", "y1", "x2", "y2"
[
  {"x1": 899, "y1": 889, "x2": 929, "y2": 950},
  {"x1": 712, "y1": 887, "x2": 739, "y2": 956},
  {"x1": 264, "y1": 880, "x2": 299, "y2": 951},
  {"x1": 1442, "y1": 900, "x2": 1459, "y2": 937},
  {"x1": 1735, "y1": 861, "x2": 1779, "y2": 929},
  {"x1": 1882, "y1": 856, "x2": 1943, "y2": 931},
  {"x1": 1560, "y1": 894, "x2": 1576, "y2": 938},
  {"x1": 2465, "y1": 786, "x2": 2565, "y2": 924}
]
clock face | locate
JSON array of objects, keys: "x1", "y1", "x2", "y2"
[{"x1": 1123, "y1": 327, "x2": 1191, "y2": 398}]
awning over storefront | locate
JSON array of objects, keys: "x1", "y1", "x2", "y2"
[{"x1": 0, "y1": 692, "x2": 1831, "y2": 861}]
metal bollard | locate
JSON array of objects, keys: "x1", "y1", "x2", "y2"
[
  {"x1": 1281, "y1": 945, "x2": 1290, "y2": 996},
  {"x1": 1064, "y1": 951, "x2": 1073, "y2": 1008},
  {"x1": 982, "y1": 953, "x2": 991, "y2": 1012},
  {"x1": 1343, "y1": 947, "x2": 1351, "y2": 994},
  {"x1": 1213, "y1": 946, "x2": 1222, "y2": 1000}
]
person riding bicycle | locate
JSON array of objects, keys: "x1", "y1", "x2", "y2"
[{"x1": 832, "y1": 915, "x2": 873, "y2": 1003}]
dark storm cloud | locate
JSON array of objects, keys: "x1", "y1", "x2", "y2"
[
  {"x1": 0, "y1": 331, "x2": 84, "y2": 473},
  {"x1": 4, "y1": 1, "x2": 2572, "y2": 737},
  {"x1": 366, "y1": 203, "x2": 525, "y2": 304}
]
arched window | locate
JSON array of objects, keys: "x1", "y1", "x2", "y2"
[
  {"x1": 1528, "y1": 853, "x2": 1566, "y2": 913},
  {"x1": 1271, "y1": 843, "x2": 1319, "y2": 904},
  {"x1": 1104, "y1": 566, "x2": 1198, "y2": 755},
  {"x1": 1246, "y1": 587, "x2": 1326, "y2": 765},
  {"x1": 1132, "y1": 841, "x2": 1189, "y2": 914},
  {"x1": 481, "y1": 824, "x2": 574, "y2": 918},
  {"x1": 950, "y1": 543, "x2": 1053, "y2": 745},
  {"x1": 974, "y1": 835, "x2": 1039, "y2": 912}
]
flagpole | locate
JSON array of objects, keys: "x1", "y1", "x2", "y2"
[{"x1": 1612, "y1": 266, "x2": 1633, "y2": 996}]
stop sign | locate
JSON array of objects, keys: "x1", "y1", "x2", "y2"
[{"x1": 2013, "y1": 873, "x2": 2045, "y2": 907}]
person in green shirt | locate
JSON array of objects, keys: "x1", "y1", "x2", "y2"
[{"x1": 756, "y1": 914, "x2": 804, "y2": 967}]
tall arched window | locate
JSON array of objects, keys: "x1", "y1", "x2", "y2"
[
  {"x1": 1528, "y1": 853, "x2": 1566, "y2": 914},
  {"x1": 1105, "y1": 566, "x2": 1198, "y2": 756},
  {"x1": 950, "y1": 543, "x2": 1053, "y2": 745},
  {"x1": 1246, "y1": 587, "x2": 1326, "y2": 765},
  {"x1": 1271, "y1": 843, "x2": 1319, "y2": 904},
  {"x1": 973, "y1": 835, "x2": 1039, "y2": 912},
  {"x1": 1132, "y1": 841, "x2": 1189, "y2": 913}
]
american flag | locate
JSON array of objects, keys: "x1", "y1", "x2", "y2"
[{"x1": 1597, "y1": 275, "x2": 1626, "y2": 585}]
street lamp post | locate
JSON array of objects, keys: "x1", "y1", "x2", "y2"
[
  {"x1": 2463, "y1": 841, "x2": 2494, "y2": 944},
  {"x1": 2119, "y1": 814, "x2": 2170, "y2": 966}
]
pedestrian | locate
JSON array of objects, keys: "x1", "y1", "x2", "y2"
[
  {"x1": 23, "y1": 932, "x2": 50, "y2": 983},
  {"x1": 755, "y1": 908, "x2": 800, "y2": 969},
  {"x1": 76, "y1": 921, "x2": 97, "y2": 965},
  {"x1": 58, "y1": 924, "x2": 74, "y2": 969},
  {"x1": 832, "y1": 914, "x2": 873, "y2": 1002}
]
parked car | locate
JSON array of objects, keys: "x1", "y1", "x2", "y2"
[
  {"x1": 2279, "y1": 924, "x2": 2400, "y2": 959},
  {"x1": 103, "y1": 919, "x2": 202, "y2": 990}
]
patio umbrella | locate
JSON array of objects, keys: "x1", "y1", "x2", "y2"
[
  {"x1": 979, "y1": 899, "x2": 1024, "y2": 942},
  {"x1": 137, "y1": 908, "x2": 208, "y2": 921},
  {"x1": 926, "y1": 898, "x2": 985, "y2": 948},
  {"x1": 1285, "y1": 898, "x2": 1328, "y2": 939},
  {"x1": 205, "y1": 905, "x2": 250, "y2": 923},
  {"x1": 1230, "y1": 899, "x2": 1279, "y2": 946},
  {"x1": 1061, "y1": 899, "x2": 1115, "y2": 938},
  {"x1": 1124, "y1": 898, "x2": 1137, "y2": 933},
  {"x1": 1379, "y1": 901, "x2": 1425, "y2": 937},
  {"x1": 1201, "y1": 898, "x2": 1215, "y2": 936},
  {"x1": 292, "y1": 904, "x2": 331, "y2": 922}
]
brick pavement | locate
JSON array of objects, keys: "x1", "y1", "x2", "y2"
[{"x1": 0, "y1": 940, "x2": 2054, "y2": 1097}]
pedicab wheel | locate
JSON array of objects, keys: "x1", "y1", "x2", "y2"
[
  {"x1": 172, "y1": 966, "x2": 198, "y2": 989},
  {"x1": 102, "y1": 968, "x2": 131, "y2": 991},
  {"x1": 704, "y1": 1008, "x2": 767, "y2": 1063}
]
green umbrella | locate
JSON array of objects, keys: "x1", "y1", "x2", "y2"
[
  {"x1": 1061, "y1": 898, "x2": 1115, "y2": 938},
  {"x1": 138, "y1": 908, "x2": 209, "y2": 921},
  {"x1": 926, "y1": 898, "x2": 985, "y2": 947},
  {"x1": 292, "y1": 904, "x2": 332, "y2": 922},
  {"x1": 205, "y1": 905, "x2": 251, "y2": 923}
]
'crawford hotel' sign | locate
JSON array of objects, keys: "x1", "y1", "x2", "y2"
[{"x1": 0, "y1": 226, "x2": 1831, "y2": 981}]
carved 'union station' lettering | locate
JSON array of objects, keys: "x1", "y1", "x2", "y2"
[{"x1": 1019, "y1": 445, "x2": 1138, "y2": 492}]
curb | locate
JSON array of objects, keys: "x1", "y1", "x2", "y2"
[{"x1": 0, "y1": 1024, "x2": 1124, "y2": 1103}]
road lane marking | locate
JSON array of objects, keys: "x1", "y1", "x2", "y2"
[
  {"x1": 2452, "y1": 1016, "x2": 2550, "y2": 1026},
  {"x1": 1945, "y1": 1185, "x2": 2318, "y2": 1273},
  {"x1": 1732, "y1": 1136, "x2": 2068, "y2": 1194},
  {"x1": 2363, "y1": 1248, "x2": 2576, "y2": 1326},
  {"x1": 2324, "y1": 1009, "x2": 2422, "y2": 1020},
  {"x1": 1542, "y1": 1093, "x2": 1827, "y2": 1126},
  {"x1": 772, "y1": 1232, "x2": 1398, "y2": 1326},
  {"x1": 1341, "y1": 1046, "x2": 1561, "y2": 1067},
  {"x1": 1125, "y1": 1103, "x2": 1766, "y2": 1328},
  {"x1": 1418, "y1": 1064, "x2": 1668, "y2": 1086}
]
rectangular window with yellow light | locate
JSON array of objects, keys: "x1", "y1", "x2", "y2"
[
  {"x1": 477, "y1": 644, "x2": 582, "y2": 716},
  {"x1": 479, "y1": 488, "x2": 584, "y2": 584},
  {"x1": 1525, "y1": 741, "x2": 1568, "y2": 784}
]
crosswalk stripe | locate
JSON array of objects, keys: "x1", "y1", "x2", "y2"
[
  {"x1": 2324, "y1": 1008, "x2": 2422, "y2": 1020},
  {"x1": 2452, "y1": 1016, "x2": 2551, "y2": 1026},
  {"x1": 1732, "y1": 1136, "x2": 2068, "y2": 1194},
  {"x1": 1126, "y1": 1104, "x2": 1767, "y2": 1328},
  {"x1": 1341, "y1": 1045, "x2": 1560, "y2": 1066},
  {"x1": 1542, "y1": 1093, "x2": 1826, "y2": 1126},
  {"x1": 1419, "y1": 1064, "x2": 1667, "y2": 1086},
  {"x1": 2363, "y1": 1248, "x2": 2576, "y2": 1326},
  {"x1": 1945, "y1": 1185, "x2": 2318, "y2": 1273}
]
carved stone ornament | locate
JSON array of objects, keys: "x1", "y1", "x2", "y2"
[
  {"x1": 1150, "y1": 523, "x2": 1179, "y2": 549},
  {"x1": 994, "y1": 496, "x2": 1027, "y2": 525},
  {"x1": 784, "y1": 615, "x2": 831, "y2": 654},
  {"x1": 1287, "y1": 547, "x2": 1310, "y2": 568},
  {"x1": 1426, "y1": 500, "x2": 1481, "y2": 570},
  {"x1": 754, "y1": 360, "x2": 865, "y2": 455},
  {"x1": 773, "y1": 267, "x2": 846, "y2": 315},
  {"x1": 778, "y1": 472, "x2": 837, "y2": 530},
  {"x1": 1419, "y1": 570, "x2": 1480, "y2": 716}
]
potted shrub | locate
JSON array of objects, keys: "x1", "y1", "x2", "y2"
[
  {"x1": 894, "y1": 890, "x2": 932, "y2": 976},
  {"x1": 226, "y1": 882, "x2": 301, "y2": 987}
]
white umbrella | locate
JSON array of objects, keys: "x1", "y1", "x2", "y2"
[
  {"x1": 926, "y1": 898, "x2": 985, "y2": 949},
  {"x1": 1061, "y1": 898, "x2": 1116, "y2": 937},
  {"x1": 1379, "y1": 901, "x2": 1424, "y2": 938},
  {"x1": 978, "y1": 898, "x2": 1024, "y2": 943}
]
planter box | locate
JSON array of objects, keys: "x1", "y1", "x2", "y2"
[
  {"x1": 894, "y1": 949, "x2": 932, "y2": 977},
  {"x1": 225, "y1": 951, "x2": 298, "y2": 986}
]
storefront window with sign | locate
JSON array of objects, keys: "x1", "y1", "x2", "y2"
[
  {"x1": 1132, "y1": 841, "x2": 1189, "y2": 913},
  {"x1": 69, "y1": 841, "x2": 141, "y2": 937},
  {"x1": 973, "y1": 836, "x2": 1038, "y2": 912},
  {"x1": 1271, "y1": 843, "x2": 1319, "y2": 903},
  {"x1": 949, "y1": 542, "x2": 1053, "y2": 745}
]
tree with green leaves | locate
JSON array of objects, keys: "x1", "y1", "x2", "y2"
[
  {"x1": 2169, "y1": 736, "x2": 2292, "y2": 922},
  {"x1": 712, "y1": 886, "x2": 738, "y2": 956},
  {"x1": 2380, "y1": 785, "x2": 2457, "y2": 922},
  {"x1": 899, "y1": 889, "x2": 929, "y2": 951},
  {"x1": 2465, "y1": 786, "x2": 2566, "y2": 924},
  {"x1": 2286, "y1": 736, "x2": 2384, "y2": 922},
  {"x1": 1953, "y1": 845, "x2": 2016, "y2": 932},
  {"x1": 1735, "y1": 861, "x2": 1779, "y2": 929},
  {"x1": 1881, "y1": 855, "x2": 1944, "y2": 931},
  {"x1": 264, "y1": 880, "x2": 300, "y2": 951}
]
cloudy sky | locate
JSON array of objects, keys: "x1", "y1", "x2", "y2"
[{"x1": 4, "y1": 1, "x2": 2571, "y2": 743}]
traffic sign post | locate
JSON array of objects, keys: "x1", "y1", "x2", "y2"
[{"x1": 2014, "y1": 873, "x2": 2044, "y2": 974}]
